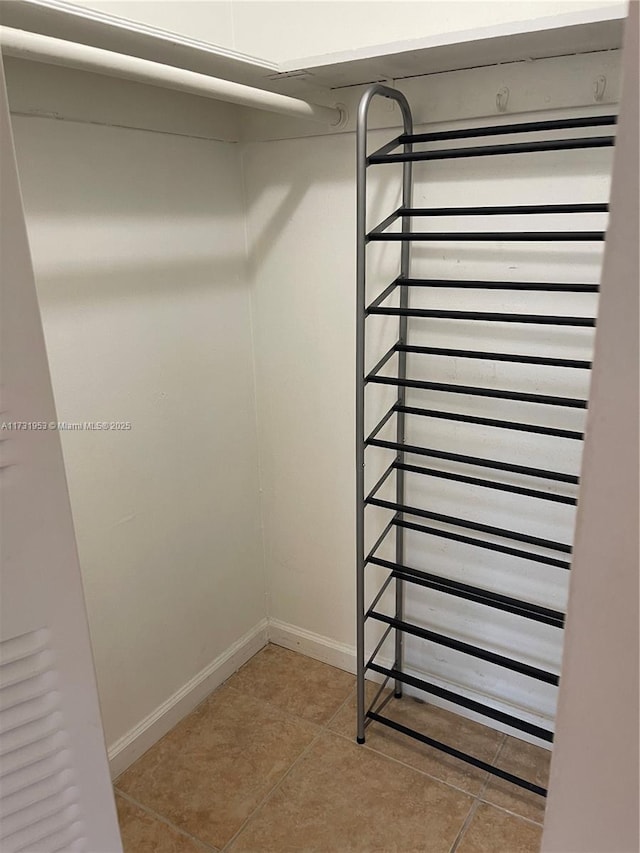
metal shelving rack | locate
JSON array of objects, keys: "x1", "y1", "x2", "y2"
[{"x1": 355, "y1": 83, "x2": 616, "y2": 797}]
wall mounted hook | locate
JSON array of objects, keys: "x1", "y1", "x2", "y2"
[
  {"x1": 496, "y1": 87, "x2": 509, "y2": 113},
  {"x1": 593, "y1": 75, "x2": 607, "y2": 102}
]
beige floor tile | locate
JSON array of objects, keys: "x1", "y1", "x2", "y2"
[
  {"x1": 115, "y1": 795, "x2": 215, "y2": 853},
  {"x1": 481, "y1": 736, "x2": 550, "y2": 823},
  {"x1": 229, "y1": 732, "x2": 473, "y2": 853},
  {"x1": 329, "y1": 683, "x2": 502, "y2": 796},
  {"x1": 226, "y1": 644, "x2": 355, "y2": 725},
  {"x1": 115, "y1": 684, "x2": 318, "y2": 850},
  {"x1": 456, "y1": 803, "x2": 543, "y2": 853}
]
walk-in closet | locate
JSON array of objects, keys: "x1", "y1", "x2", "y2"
[{"x1": 1, "y1": 2, "x2": 638, "y2": 852}]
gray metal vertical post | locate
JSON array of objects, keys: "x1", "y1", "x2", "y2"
[
  {"x1": 395, "y1": 121, "x2": 413, "y2": 698},
  {"x1": 356, "y1": 85, "x2": 413, "y2": 743}
]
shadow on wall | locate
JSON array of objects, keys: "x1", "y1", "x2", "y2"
[
  {"x1": 241, "y1": 130, "x2": 402, "y2": 271},
  {"x1": 12, "y1": 115, "x2": 232, "y2": 216},
  {"x1": 11, "y1": 114, "x2": 251, "y2": 303},
  {"x1": 31, "y1": 257, "x2": 247, "y2": 303}
]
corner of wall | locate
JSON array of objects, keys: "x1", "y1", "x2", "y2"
[
  {"x1": 109, "y1": 618, "x2": 269, "y2": 779},
  {"x1": 238, "y1": 140, "x2": 271, "y2": 624}
]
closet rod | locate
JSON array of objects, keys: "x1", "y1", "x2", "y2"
[{"x1": 0, "y1": 27, "x2": 345, "y2": 125}]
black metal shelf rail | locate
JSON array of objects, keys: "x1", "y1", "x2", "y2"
[
  {"x1": 367, "y1": 113, "x2": 617, "y2": 165},
  {"x1": 356, "y1": 85, "x2": 613, "y2": 798},
  {"x1": 367, "y1": 205, "x2": 608, "y2": 243}
]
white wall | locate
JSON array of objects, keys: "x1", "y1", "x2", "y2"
[
  {"x1": 242, "y1": 129, "x2": 357, "y2": 642},
  {"x1": 9, "y1": 106, "x2": 266, "y2": 751},
  {"x1": 242, "y1": 64, "x2": 613, "y2": 737}
]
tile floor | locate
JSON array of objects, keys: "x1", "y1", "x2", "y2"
[{"x1": 114, "y1": 644, "x2": 549, "y2": 852}]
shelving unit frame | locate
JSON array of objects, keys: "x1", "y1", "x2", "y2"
[{"x1": 355, "y1": 83, "x2": 616, "y2": 797}]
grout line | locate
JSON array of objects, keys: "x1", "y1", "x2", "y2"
[
  {"x1": 118, "y1": 644, "x2": 545, "y2": 851},
  {"x1": 220, "y1": 727, "x2": 326, "y2": 852},
  {"x1": 325, "y1": 686, "x2": 502, "y2": 801},
  {"x1": 327, "y1": 726, "x2": 481, "y2": 801},
  {"x1": 114, "y1": 788, "x2": 220, "y2": 852},
  {"x1": 474, "y1": 797, "x2": 546, "y2": 827},
  {"x1": 223, "y1": 683, "x2": 324, "y2": 733},
  {"x1": 475, "y1": 731, "x2": 507, "y2": 802},
  {"x1": 473, "y1": 732, "x2": 547, "y2": 827},
  {"x1": 449, "y1": 798, "x2": 480, "y2": 853},
  {"x1": 219, "y1": 657, "x2": 356, "y2": 851},
  {"x1": 219, "y1": 660, "x2": 384, "y2": 851},
  {"x1": 115, "y1": 646, "x2": 331, "y2": 853},
  {"x1": 112, "y1": 646, "x2": 271, "y2": 786},
  {"x1": 323, "y1": 684, "x2": 357, "y2": 729},
  {"x1": 224, "y1": 645, "x2": 356, "y2": 732}
]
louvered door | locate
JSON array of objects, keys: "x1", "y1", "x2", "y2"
[{"x1": 0, "y1": 57, "x2": 122, "y2": 853}]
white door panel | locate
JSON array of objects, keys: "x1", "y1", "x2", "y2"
[{"x1": 0, "y1": 54, "x2": 122, "y2": 853}]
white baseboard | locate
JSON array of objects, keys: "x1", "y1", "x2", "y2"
[
  {"x1": 108, "y1": 618, "x2": 269, "y2": 779},
  {"x1": 268, "y1": 618, "x2": 357, "y2": 674},
  {"x1": 109, "y1": 615, "x2": 551, "y2": 778},
  {"x1": 267, "y1": 618, "x2": 553, "y2": 750}
]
